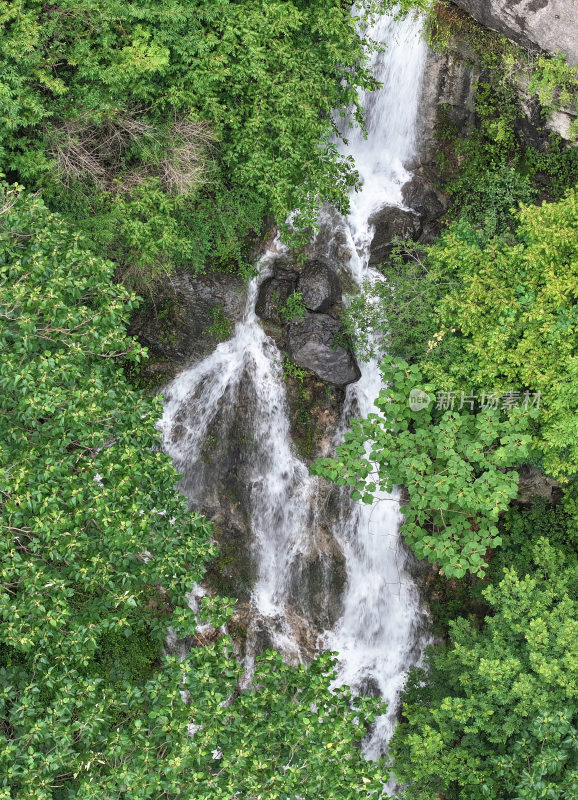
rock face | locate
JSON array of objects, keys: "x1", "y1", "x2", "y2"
[
  {"x1": 516, "y1": 464, "x2": 561, "y2": 504},
  {"x1": 414, "y1": 40, "x2": 481, "y2": 169},
  {"x1": 128, "y1": 272, "x2": 246, "y2": 383},
  {"x1": 413, "y1": 6, "x2": 577, "y2": 179},
  {"x1": 402, "y1": 175, "x2": 450, "y2": 243},
  {"x1": 368, "y1": 205, "x2": 422, "y2": 266},
  {"x1": 297, "y1": 259, "x2": 341, "y2": 312},
  {"x1": 453, "y1": 0, "x2": 578, "y2": 66},
  {"x1": 288, "y1": 312, "x2": 361, "y2": 387},
  {"x1": 286, "y1": 520, "x2": 347, "y2": 632}
]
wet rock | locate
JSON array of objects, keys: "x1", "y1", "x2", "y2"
[
  {"x1": 169, "y1": 369, "x2": 259, "y2": 605},
  {"x1": 414, "y1": 41, "x2": 480, "y2": 170},
  {"x1": 402, "y1": 176, "x2": 448, "y2": 222},
  {"x1": 515, "y1": 94, "x2": 553, "y2": 150},
  {"x1": 128, "y1": 272, "x2": 246, "y2": 380},
  {"x1": 272, "y1": 257, "x2": 298, "y2": 278},
  {"x1": 305, "y1": 206, "x2": 354, "y2": 277},
  {"x1": 516, "y1": 464, "x2": 561, "y2": 505},
  {"x1": 285, "y1": 375, "x2": 345, "y2": 463},
  {"x1": 358, "y1": 677, "x2": 382, "y2": 698},
  {"x1": 402, "y1": 175, "x2": 450, "y2": 245},
  {"x1": 288, "y1": 312, "x2": 361, "y2": 387},
  {"x1": 453, "y1": 0, "x2": 578, "y2": 66},
  {"x1": 255, "y1": 275, "x2": 297, "y2": 321},
  {"x1": 255, "y1": 258, "x2": 298, "y2": 322},
  {"x1": 297, "y1": 260, "x2": 341, "y2": 312},
  {"x1": 368, "y1": 205, "x2": 422, "y2": 267},
  {"x1": 413, "y1": 6, "x2": 577, "y2": 174},
  {"x1": 287, "y1": 535, "x2": 347, "y2": 632}
]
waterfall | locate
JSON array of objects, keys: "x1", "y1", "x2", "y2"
[
  {"x1": 160, "y1": 247, "x2": 321, "y2": 663},
  {"x1": 322, "y1": 12, "x2": 429, "y2": 758},
  {"x1": 159, "y1": 7, "x2": 429, "y2": 758}
]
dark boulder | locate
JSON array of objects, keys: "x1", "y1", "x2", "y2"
[
  {"x1": 288, "y1": 312, "x2": 360, "y2": 387},
  {"x1": 368, "y1": 205, "x2": 422, "y2": 267},
  {"x1": 255, "y1": 275, "x2": 296, "y2": 321},
  {"x1": 255, "y1": 259, "x2": 298, "y2": 321},
  {"x1": 297, "y1": 259, "x2": 341, "y2": 312},
  {"x1": 401, "y1": 176, "x2": 448, "y2": 222}
]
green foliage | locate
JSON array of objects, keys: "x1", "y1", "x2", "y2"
[
  {"x1": 0, "y1": 184, "x2": 208, "y2": 793},
  {"x1": 492, "y1": 497, "x2": 578, "y2": 586},
  {"x1": 0, "y1": 187, "x2": 388, "y2": 798},
  {"x1": 440, "y1": 79, "x2": 538, "y2": 236},
  {"x1": 169, "y1": 647, "x2": 388, "y2": 800},
  {"x1": 279, "y1": 290, "x2": 307, "y2": 322},
  {"x1": 424, "y1": 191, "x2": 578, "y2": 480},
  {"x1": 529, "y1": 54, "x2": 578, "y2": 138},
  {"x1": 391, "y1": 541, "x2": 578, "y2": 800},
  {"x1": 523, "y1": 137, "x2": 578, "y2": 200},
  {"x1": 342, "y1": 242, "x2": 453, "y2": 362},
  {"x1": 47, "y1": 177, "x2": 267, "y2": 288},
  {"x1": 206, "y1": 305, "x2": 233, "y2": 342},
  {"x1": 312, "y1": 356, "x2": 536, "y2": 578},
  {"x1": 282, "y1": 356, "x2": 309, "y2": 384},
  {"x1": 0, "y1": 0, "x2": 391, "y2": 283}
]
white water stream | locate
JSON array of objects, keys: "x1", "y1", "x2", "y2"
[
  {"x1": 323, "y1": 12, "x2": 429, "y2": 757},
  {"x1": 160, "y1": 8, "x2": 428, "y2": 758}
]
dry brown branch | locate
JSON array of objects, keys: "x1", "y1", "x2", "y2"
[
  {"x1": 159, "y1": 119, "x2": 216, "y2": 195},
  {"x1": 48, "y1": 113, "x2": 216, "y2": 195}
]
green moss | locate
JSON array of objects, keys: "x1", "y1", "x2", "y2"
[
  {"x1": 425, "y1": 2, "x2": 522, "y2": 66},
  {"x1": 291, "y1": 385, "x2": 322, "y2": 461},
  {"x1": 205, "y1": 523, "x2": 254, "y2": 601},
  {"x1": 205, "y1": 305, "x2": 233, "y2": 341}
]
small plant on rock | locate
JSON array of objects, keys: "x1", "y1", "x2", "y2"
[
  {"x1": 206, "y1": 305, "x2": 233, "y2": 341},
  {"x1": 279, "y1": 291, "x2": 307, "y2": 322},
  {"x1": 282, "y1": 356, "x2": 308, "y2": 384}
]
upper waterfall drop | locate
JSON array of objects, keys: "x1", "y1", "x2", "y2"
[{"x1": 339, "y1": 11, "x2": 427, "y2": 269}]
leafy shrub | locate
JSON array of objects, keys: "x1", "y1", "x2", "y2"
[
  {"x1": 342, "y1": 242, "x2": 454, "y2": 362},
  {"x1": 282, "y1": 356, "x2": 309, "y2": 385},
  {"x1": 279, "y1": 291, "x2": 307, "y2": 322},
  {"x1": 0, "y1": 0, "x2": 388, "y2": 283},
  {"x1": 529, "y1": 53, "x2": 578, "y2": 139},
  {"x1": 313, "y1": 356, "x2": 536, "y2": 578},
  {"x1": 0, "y1": 185, "x2": 388, "y2": 798},
  {"x1": 424, "y1": 191, "x2": 578, "y2": 480},
  {"x1": 391, "y1": 541, "x2": 578, "y2": 800}
]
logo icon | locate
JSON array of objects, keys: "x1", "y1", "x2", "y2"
[{"x1": 409, "y1": 389, "x2": 431, "y2": 412}]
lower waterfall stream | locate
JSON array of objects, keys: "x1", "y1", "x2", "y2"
[{"x1": 160, "y1": 9, "x2": 430, "y2": 760}]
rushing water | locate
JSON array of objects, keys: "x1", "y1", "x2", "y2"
[
  {"x1": 323, "y1": 12, "x2": 429, "y2": 757},
  {"x1": 160, "y1": 8, "x2": 428, "y2": 757}
]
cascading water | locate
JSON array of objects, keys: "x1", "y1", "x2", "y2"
[
  {"x1": 321, "y1": 11, "x2": 430, "y2": 757},
  {"x1": 160, "y1": 6, "x2": 429, "y2": 758},
  {"x1": 160, "y1": 248, "x2": 319, "y2": 663}
]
